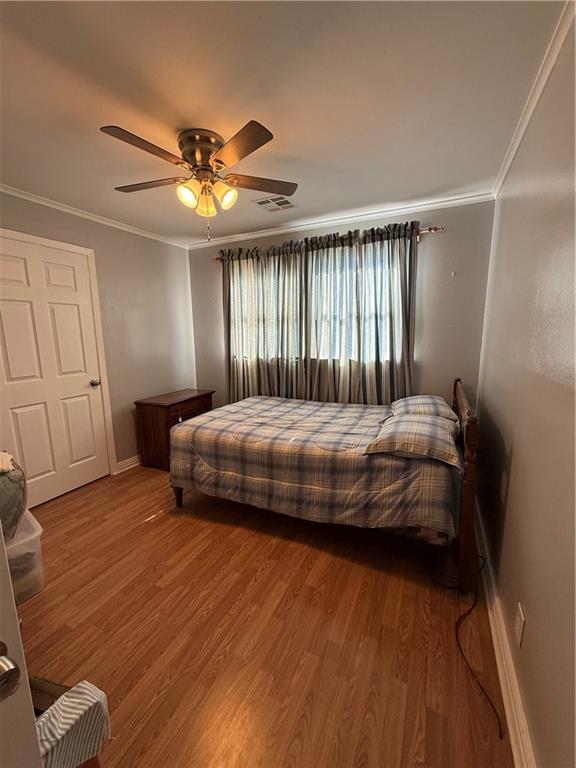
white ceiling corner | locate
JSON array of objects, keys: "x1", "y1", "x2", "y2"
[{"x1": 492, "y1": 0, "x2": 575, "y2": 197}]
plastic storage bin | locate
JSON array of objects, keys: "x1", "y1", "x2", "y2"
[{"x1": 6, "y1": 509, "x2": 44, "y2": 604}]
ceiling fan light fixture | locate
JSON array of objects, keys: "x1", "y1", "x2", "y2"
[
  {"x1": 195, "y1": 189, "x2": 217, "y2": 218},
  {"x1": 102, "y1": 121, "x2": 298, "y2": 231},
  {"x1": 176, "y1": 179, "x2": 201, "y2": 208},
  {"x1": 212, "y1": 180, "x2": 238, "y2": 211}
]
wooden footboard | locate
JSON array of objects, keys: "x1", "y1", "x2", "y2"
[{"x1": 452, "y1": 378, "x2": 479, "y2": 593}]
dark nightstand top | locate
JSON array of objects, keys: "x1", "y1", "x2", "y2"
[{"x1": 134, "y1": 388, "x2": 215, "y2": 407}]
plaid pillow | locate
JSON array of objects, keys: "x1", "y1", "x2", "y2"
[
  {"x1": 391, "y1": 395, "x2": 459, "y2": 423},
  {"x1": 364, "y1": 414, "x2": 462, "y2": 469}
]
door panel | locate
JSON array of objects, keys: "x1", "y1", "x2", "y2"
[
  {"x1": 0, "y1": 300, "x2": 43, "y2": 381},
  {"x1": 0, "y1": 253, "x2": 30, "y2": 287},
  {"x1": 62, "y1": 395, "x2": 97, "y2": 465},
  {"x1": 49, "y1": 303, "x2": 87, "y2": 375},
  {"x1": 0, "y1": 230, "x2": 110, "y2": 506},
  {"x1": 10, "y1": 402, "x2": 56, "y2": 480},
  {"x1": 43, "y1": 260, "x2": 78, "y2": 291}
]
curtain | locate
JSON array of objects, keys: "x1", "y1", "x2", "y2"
[{"x1": 221, "y1": 221, "x2": 418, "y2": 404}]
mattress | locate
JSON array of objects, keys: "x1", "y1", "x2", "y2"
[{"x1": 170, "y1": 396, "x2": 458, "y2": 543}]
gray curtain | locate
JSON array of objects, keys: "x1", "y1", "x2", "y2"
[{"x1": 222, "y1": 221, "x2": 418, "y2": 404}]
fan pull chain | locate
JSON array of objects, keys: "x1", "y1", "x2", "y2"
[{"x1": 206, "y1": 217, "x2": 211, "y2": 242}]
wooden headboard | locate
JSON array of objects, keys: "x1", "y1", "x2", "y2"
[{"x1": 452, "y1": 378, "x2": 479, "y2": 593}]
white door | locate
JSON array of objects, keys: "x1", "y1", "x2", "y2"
[
  {"x1": 0, "y1": 524, "x2": 42, "y2": 768},
  {"x1": 0, "y1": 229, "x2": 111, "y2": 507}
]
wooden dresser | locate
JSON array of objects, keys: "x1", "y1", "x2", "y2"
[{"x1": 134, "y1": 388, "x2": 215, "y2": 471}]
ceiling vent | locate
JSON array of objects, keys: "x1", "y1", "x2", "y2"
[{"x1": 253, "y1": 196, "x2": 297, "y2": 212}]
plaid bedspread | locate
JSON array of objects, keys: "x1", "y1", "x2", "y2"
[{"x1": 170, "y1": 396, "x2": 458, "y2": 542}]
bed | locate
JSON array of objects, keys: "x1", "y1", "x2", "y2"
[{"x1": 170, "y1": 378, "x2": 478, "y2": 592}]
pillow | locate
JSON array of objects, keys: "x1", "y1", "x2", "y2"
[
  {"x1": 391, "y1": 395, "x2": 459, "y2": 423},
  {"x1": 364, "y1": 414, "x2": 462, "y2": 469}
]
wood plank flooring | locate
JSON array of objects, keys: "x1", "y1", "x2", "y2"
[{"x1": 18, "y1": 467, "x2": 513, "y2": 768}]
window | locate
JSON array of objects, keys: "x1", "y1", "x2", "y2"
[{"x1": 223, "y1": 223, "x2": 417, "y2": 403}]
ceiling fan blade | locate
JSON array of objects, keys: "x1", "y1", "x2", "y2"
[
  {"x1": 211, "y1": 121, "x2": 273, "y2": 169},
  {"x1": 223, "y1": 174, "x2": 298, "y2": 196},
  {"x1": 115, "y1": 177, "x2": 187, "y2": 193},
  {"x1": 101, "y1": 125, "x2": 187, "y2": 168}
]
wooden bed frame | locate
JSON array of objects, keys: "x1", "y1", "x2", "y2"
[
  {"x1": 172, "y1": 377, "x2": 478, "y2": 593},
  {"x1": 452, "y1": 377, "x2": 479, "y2": 593}
]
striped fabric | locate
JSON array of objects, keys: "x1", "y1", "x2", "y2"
[
  {"x1": 171, "y1": 396, "x2": 458, "y2": 542},
  {"x1": 391, "y1": 395, "x2": 459, "y2": 422},
  {"x1": 36, "y1": 681, "x2": 110, "y2": 768},
  {"x1": 365, "y1": 414, "x2": 463, "y2": 469}
]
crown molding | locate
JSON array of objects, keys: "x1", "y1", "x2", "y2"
[
  {"x1": 492, "y1": 1, "x2": 575, "y2": 198},
  {"x1": 187, "y1": 191, "x2": 495, "y2": 251},
  {"x1": 0, "y1": 182, "x2": 494, "y2": 254},
  {"x1": 0, "y1": 183, "x2": 188, "y2": 250}
]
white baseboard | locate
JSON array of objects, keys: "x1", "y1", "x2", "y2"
[
  {"x1": 112, "y1": 455, "x2": 141, "y2": 475},
  {"x1": 476, "y1": 512, "x2": 537, "y2": 768}
]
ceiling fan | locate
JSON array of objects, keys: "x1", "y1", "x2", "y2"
[{"x1": 100, "y1": 121, "x2": 298, "y2": 218}]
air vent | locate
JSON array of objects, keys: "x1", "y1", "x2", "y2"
[{"x1": 253, "y1": 196, "x2": 297, "y2": 212}]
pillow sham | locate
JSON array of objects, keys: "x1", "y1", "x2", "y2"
[
  {"x1": 391, "y1": 395, "x2": 459, "y2": 423},
  {"x1": 364, "y1": 414, "x2": 462, "y2": 469}
]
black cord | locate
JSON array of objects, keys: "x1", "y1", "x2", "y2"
[
  {"x1": 455, "y1": 577, "x2": 505, "y2": 740},
  {"x1": 431, "y1": 554, "x2": 486, "y2": 590},
  {"x1": 431, "y1": 552, "x2": 505, "y2": 741}
]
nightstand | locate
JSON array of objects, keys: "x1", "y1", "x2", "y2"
[{"x1": 134, "y1": 388, "x2": 215, "y2": 470}]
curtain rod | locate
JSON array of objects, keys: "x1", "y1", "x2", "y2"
[
  {"x1": 416, "y1": 225, "x2": 444, "y2": 242},
  {"x1": 418, "y1": 226, "x2": 444, "y2": 235},
  {"x1": 211, "y1": 225, "x2": 444, "y2": 261}
]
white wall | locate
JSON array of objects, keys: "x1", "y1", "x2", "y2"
[
  {"x1": 0, "y1": 193, "x2": 197, "y2": 461},
  {"x1": 478, "y1": 28, "x2": 574, "y2": 768},
  {"x1": 189, "y1": 201, "x2": 494, "y2": 408}
]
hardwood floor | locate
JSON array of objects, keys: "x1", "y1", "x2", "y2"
[{"x1": 19, "y1": 467, "x2": 513, "y2": 768}]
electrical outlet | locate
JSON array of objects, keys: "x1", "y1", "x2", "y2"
[{"x1": 514, "y1": 603, "x2": 526, "y2": 648}]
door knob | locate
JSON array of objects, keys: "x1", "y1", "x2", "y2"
[
  {"x1": 90, "y1": 378, "x2": 102, "y2": 387},
  {"x1": 0, "y1": 642, "x2": 20, "y2": 702}
]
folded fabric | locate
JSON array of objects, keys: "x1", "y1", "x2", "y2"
[
  {"x1": 364, "y1": 413, "x2": 462, "y2": 469},
  {"x1": 390, "y1": 395, "x2": 459, "y2": 423},
  {"x1": 0, "y1": 452, "x2": 14, "y2": 474},
  {"x1": 36, "y1": 680, "x2": 110, "y2": 768},
  {"x1": 0, "y1": 459, "x2": 26, "y2": 540}
]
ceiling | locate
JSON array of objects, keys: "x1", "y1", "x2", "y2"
[{"x1": 0, "y1": 2, "x2": 563, "y2": 246}]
